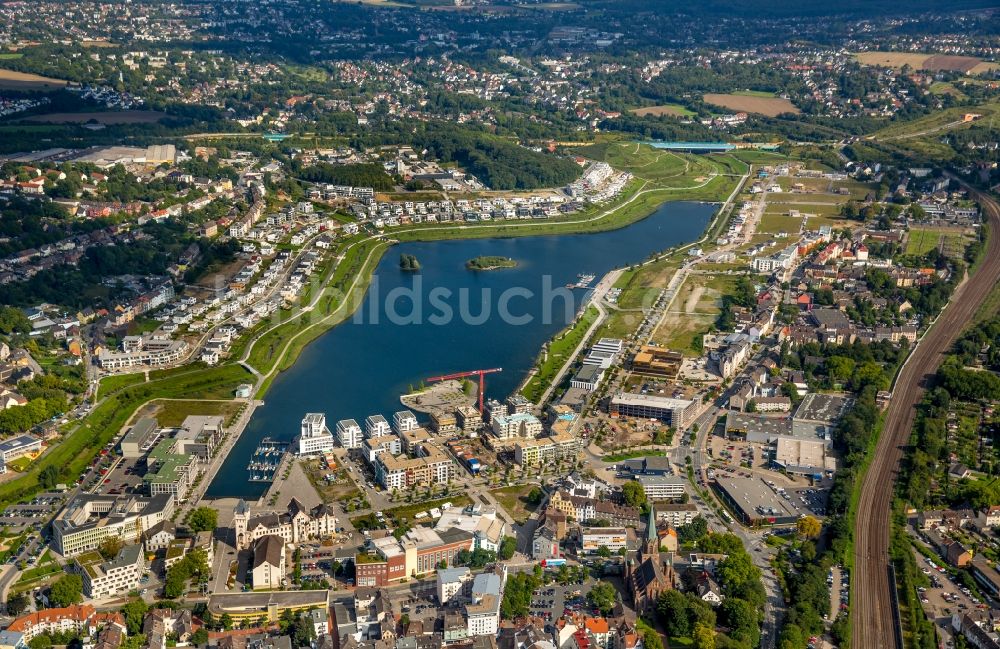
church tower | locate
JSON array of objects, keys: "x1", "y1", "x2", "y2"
[{"x1": 644, "y1": 505, "x2": 658, "y2": 555}]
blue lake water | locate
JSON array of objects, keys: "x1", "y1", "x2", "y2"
[{"x1": 205, "y1": 200, "x2": 715, "y2": 499}]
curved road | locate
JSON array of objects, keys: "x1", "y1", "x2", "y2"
[{"x1": 854, "y1": 183, "x2": 1000, "y2": 648}]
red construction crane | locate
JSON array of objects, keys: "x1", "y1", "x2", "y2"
[{"x1": 426, "y1": 368, "x2": 503, "y2": 415}]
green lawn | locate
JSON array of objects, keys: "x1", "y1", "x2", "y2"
[
  {"x1": 521, "y1": 306, "x2": 600, "y2": 403},
  {"x1": 602, "y1": 449, "x2": 666, "y2": 462},
  {"x1": 385, "y1": 495, "x2": 473, "y2": 525},
  {"x1": 491, "y1": 484, "x2": 542, "y2": 524}
]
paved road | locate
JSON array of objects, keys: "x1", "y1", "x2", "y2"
[{"x1": 853, "y1": 182, "x2": 1000, "y2": 649}]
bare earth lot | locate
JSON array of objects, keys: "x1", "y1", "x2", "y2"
[
  {"x1": 15, "y1": 111, "x2": 166, "y2": 124},
  {"x1": 0, "y1": 69, "x2": 68, "y2": 91},
  {"x1": 703, "y1": 93, "x2": 800, "y2": 116}
]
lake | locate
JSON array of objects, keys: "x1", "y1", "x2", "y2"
[{"x1": 205, "y1": 200, "x2": 714, "y2": 499}]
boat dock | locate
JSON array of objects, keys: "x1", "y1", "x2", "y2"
[
  {"x1": 247, "y1": 437, "x2": 287, "y2": 483},
  {"x1": 566, "y1": 273, "x2": 596, "y2": 289}
]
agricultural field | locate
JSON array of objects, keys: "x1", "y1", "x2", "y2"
[
  {"x1": 15, "y1": 110, "x2": 165, "y2": 124},
  {"x1": 0, "y1": 68, "x2": 67, "y2": 91},
  {"x1": 854, "y1": 51, "x2": 998, "y2": 74},
  {"x1": 630, "y1": 104, "x2": 695, "y2": 118},
  {"x1": 703, "y1": 93, "x2": 800, "y2": 116}
]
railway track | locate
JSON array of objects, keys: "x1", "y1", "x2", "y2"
[{"x1": 853, "y1": 183, "x2": 1000, "y2": 648}]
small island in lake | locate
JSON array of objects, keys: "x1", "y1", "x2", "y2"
[
  {"x1": 466, "y1": 255, "x2": 518, "y2": 271},
  {"x1": 399, "y1": 253, "x2": 421, "y2": 271}
]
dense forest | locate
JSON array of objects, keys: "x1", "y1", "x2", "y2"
[{"x1": 296, "y1": 162, "x2": 395, "y2": 191}]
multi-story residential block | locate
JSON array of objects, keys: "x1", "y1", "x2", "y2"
[
  {"x1": 297, "y1": 413, "x2": 334, "y2": 455},
  {"x1": 392, "y1": 410, "x2": 419, "y2": 434},
  {"x1": 491, "y1": 412, "x2": 543, "y2": 440},
  {"x1": 374, "y1": 446, "x2": 452, "y2": 491},
  {"x1": 365, "y1": 414, "x2": 392, "y2": 438},
  {"x1": 513, "y1": 431, "x2": 582, "y2": 466},
  {"x1": 6, "y1": 606, "x2": 124, "y2": 642},
  {"x1": 437, "y1": 566, "x2": 472, "y2": 604},
  {"x1": 336, "y1": 419, "x2": 364, "y2": 449},
  {"x1": 97, "y1": 335, "x2": 188, "y2": 370},
  {"x1": 466, "y1": 570, "x2": 506, "y2": 637}
]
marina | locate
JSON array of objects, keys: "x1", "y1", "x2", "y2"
[
  {"x1": 567, "y1": 273, "x2": 596, "y2": 289},
  {"x1": 246, "y1": 437, "x2": 288, "y2": 483}
]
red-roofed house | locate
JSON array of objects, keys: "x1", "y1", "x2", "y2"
[{"x1": 7, "y1": 605, "x2": 123, "y2": 641}]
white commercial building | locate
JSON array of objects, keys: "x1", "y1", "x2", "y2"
[
  {"x1": 466, "y1": 571, "x2": 505, "y2": 637},
  {"x1": 77, "y1": 544, "x2": 146, "y2": 599}
]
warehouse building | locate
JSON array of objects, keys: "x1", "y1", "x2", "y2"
[{"x1": 713, "y1": 477, "x2": 800, "y2": 527}]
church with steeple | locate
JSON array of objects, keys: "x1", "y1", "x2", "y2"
[{"x1": 623, "y1": 505, "x2": 676, "y2": 615}]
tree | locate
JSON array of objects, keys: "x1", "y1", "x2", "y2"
[
  {"x1": 677, "y1": 517, "x2": 709, "y2": 544},
  {"x1": 6, "y1": 591, "x2": 29, "y2": 616},
  {"x1": 499, "y1": 536, "x2": 517, "y2": 560},
  {"x1": 99, "y1": 536, "x2": 124, "y2": 560},
  {"x1": 693, "y1": 623, "x2": 716, "y2": 649},
  {"x1": 188, "y1": 507, "x2": 218, "y2": 533},
  {"x1": 221, "y1": 613, "x2": 234, "y2": 631},
  {"x1": 596, "y1": 545, "x2": 612, "y2": 558},
  {"x1": 797, "y1": 515, "x2": 822, "y2": 540},
  {"x1": 621, "y1": 480, "x2": 647, "y2": 508},
  {"x1": 39, "y1": 465, "x2": 60, "y2": 490},
  {"x1": 49, "y1": 574, "x2": 83, "y2": 607},
  {"x1": 526, "y1": 487, "x2": 545, "y2": 505},
  {"x1": 587, "y1": 581, "x2": 617, "y2": 615},
  {"x1": 642, "y1": 627, "x2": 663, "y2": 649},
  {"x1": 720, "y1": 598, "x2": 760, "y2": 647},
  {"x1": 121, "y1": 598, "x2": 149, "y2": 635},
  {"x1": 191, "y1": 629, "x2": 209, "y2": 645},
  {"x1": 657, "y1": 590, "x2": 691, "y2": 637}
]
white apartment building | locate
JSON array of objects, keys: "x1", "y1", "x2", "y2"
[
  {"x1": 466, "y1": 571, "x2": 505, "y2": 637},
  {"x1": 297, "y1": 413, "x2": 334, "y2": 455},
  {"x1": 336, "y1": 419, "x2": 364, "y2": 449},
  {"x1": 437, "y1": 566, "x2": 472, "y2": 604},
  {"x1": 365, "y1": 414, "x2": 392, "y2": 438},
  {"x1": 393, "y1": 410, "x2": 419, "y2": 434},
  {"x1": 491, "y1": 413, "x2": 543, "y2": 440}
]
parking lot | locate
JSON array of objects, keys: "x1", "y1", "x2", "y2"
[
  {"x1": 914, "y1": 547, "x2": 989, "y2": 645},
  {"x1": 0, "y1": 493, "x2": 66, "y2": 533}
]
